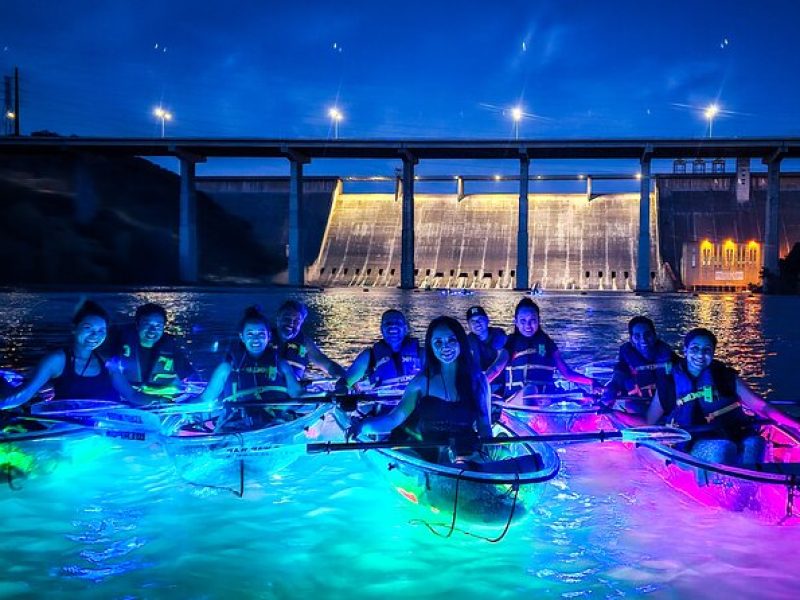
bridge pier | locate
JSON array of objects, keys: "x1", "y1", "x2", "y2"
[
  {"x1": 635, "y1": 152, "x2": 652, "y2": 292},
  {"x1": 288, "y1": 153, "x2": 310, "y2": 286},
  {"x1": 762, "y1": 153, "x2": 783, "y2": 292},
  {"x1": 179, "y1": 156, "x2": 199, "y2": 283},
  {"x1": 400, "y1": 153, "x2": 417, "y2": 289},
  {"x1": 515, "y1": 154, "x2": 530, "y2": 290}
]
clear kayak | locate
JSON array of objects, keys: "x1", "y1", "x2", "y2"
[
  {"x1": 494, "y1": 388, "x2": 614, "y2": 434},
  {"x1": 160, "y1": 402, "x2": 334, "y2": 495},
  {"x1": 334, "y1": 410, "x2": 560, "y2": 529},
  {"x1": 619, "y1": 414, "x2": 800, "y2": 524}
]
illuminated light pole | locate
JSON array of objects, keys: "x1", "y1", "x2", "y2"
[
  {"x1": 511, "y1": 106, "x2": 523, "y2": 140},
  {"x1": 704, "y1": 103, "x2": 719, "y2": 138},
  {"x1": 328, "y1": 107, "x2": 343, "y2": 139},
  {"x1": 153, "y1": 106, "x2": 173, "y2": 138}
]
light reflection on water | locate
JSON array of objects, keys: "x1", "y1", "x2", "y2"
[{"x1": 1, "y1": 289, "x2": 800, "y2": 599}]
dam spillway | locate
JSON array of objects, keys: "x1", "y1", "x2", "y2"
[{"x1": 308, "y1": 191, "x2": 661, "y2": 290}]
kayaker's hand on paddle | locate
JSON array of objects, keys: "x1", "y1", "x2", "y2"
[
  {"x1": 346, "y1": 416, "x2": 364, "y2": 441},
  {"x1": 334, "y1": 377, "x2": 349, "y2": 395}
]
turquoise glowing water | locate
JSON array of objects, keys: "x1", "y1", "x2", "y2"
[{"x1": 2, "y1": 289, "x2": 800, "y2": 599}]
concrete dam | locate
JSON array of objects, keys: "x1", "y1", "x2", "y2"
[{"x1": 307, "y1": 188, "x2": 661, "y2": 290}]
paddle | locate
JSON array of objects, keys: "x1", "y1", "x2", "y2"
[{"x1": 306, "y1": 425, "x2": 691, "y2": 454}]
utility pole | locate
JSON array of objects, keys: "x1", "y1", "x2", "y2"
[
  {"x1": 3, "y1": 76, "x2": 10, "y2": 136},
  {"x1": 14, "y1": 67, "x2": 20, "y2": 136}
]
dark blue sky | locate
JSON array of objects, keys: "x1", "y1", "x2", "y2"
[{"x1": 3, "y1": 0, "x2": 800, "y2": 177}]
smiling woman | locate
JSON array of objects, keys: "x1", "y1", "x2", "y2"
[{"x1": 0, "y1": 300, "x2": 143, "y2": 411}]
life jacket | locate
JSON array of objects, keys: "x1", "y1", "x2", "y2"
[
  {"x1": 224, "y1": 344, "x2": 289, "y2": 403},
  {"x1": 51, "y1": 349, "x2": 118, "y2": 402},
  {"x1": 273, "y1": 331, "x2": 309, "y2": 380},
  {"x1": 501, "y1": 330, "x2": 558, "y2": 396},
  {"x1": 468, "y1": 327, "x2": 506, "y2": 371},
  {"x1": 663, "y1": 360, "x2": 754, "y2": 440},
  {"x1": 616, "y1": 340, "x2": 675, "y2": 398},
  {"x1": 112, "y1": 325, "x2": 192, "y2": 390},
  {"x1": 368, "y1": 337, "x2": 422, "y2": 387}
]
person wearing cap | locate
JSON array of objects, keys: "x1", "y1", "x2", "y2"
[
  {"x1": 465, "y1": 306, "x2": 507, "y2": 387},
  {"x1": 272, "y1": 300, "x2": 345, "y2": 382},
  {"x1": 337, "y1": 309, "x2": 423, "y2": 391}
]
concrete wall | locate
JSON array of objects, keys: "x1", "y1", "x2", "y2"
[
  {"x1": 196, "y1": 176, "x2": 338, "y2": 273},
  {"x1": 308, "y1": 192, "x2": 662, "y2": 290},
  {"x1": 656, "y1": 174, "x2": 800, "y2": 286}
]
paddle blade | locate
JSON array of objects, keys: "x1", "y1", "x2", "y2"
[{"x1": 619, "y1": 426, "x2": 691, "y2": 445}]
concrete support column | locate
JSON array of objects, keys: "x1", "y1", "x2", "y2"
[
  {"x1": 288, "y1": 155, "x2": 309, "y2": 286},
  {"x1": 515, "y1": 155, "x2": 530, "y2": 290},
  {"x1": 585, "y1": 175, "x2": 592, "y2": 202},
  {"x1": 763, "y1": 155, "x2": 782, "y2": 292},
  {"x1": 73, "y1": 154, "x2": 98, "y2": 224},
  {"x1": 400, "y1": 153, "x2": 417, "y2": 289},
  {"x1": 635, "y1": 155, "x2": 652, "y2": 292},
  {"x1": 456, "y1": 176, "x2": 465, "y2": 201},
  {"x1": 179, "y1": 157, "x2": 198, "y2": 283}
]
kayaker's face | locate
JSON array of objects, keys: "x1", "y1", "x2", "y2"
[
  {"x1": 515, "y1": 308, "x2": 539, "y2": 338},
  {"x1": 630, "y1": 323, "x2": 657, "y2": 359},
  {"x1": 685, "y1": 336, "x2": 715, "y2": 376},
  {"x1": 74, "y1": 316, "x2": 107, "y2": 351},
  {"x1": 137, "y1": 314, "x2": 166, "y2": 348},
  {"x1": 431, "y1": 325, "x2": 460, "y2": 365},
  {"x1": 468, "y1": 315, "x2": 489, "y2": 339},
  {"x1": 240, "y1": 322, "x2": 269, "y2": 356},
  {"x1": 277, "y1": 310, "x2": 304, "y2": 341},
  {"x1": 381, "y1": 315, "x2": 408, "y2": 348}
]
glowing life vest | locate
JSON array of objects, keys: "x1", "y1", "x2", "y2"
[
  {"x1": 368, "y1": 337, "x2": 422, "y2": 387},
  {"x1": 502, "y1": 330, "x2": 557, "y2": 395},
  {"x1": 617, "y1": 340, "x2": 675, "y2": 398}
]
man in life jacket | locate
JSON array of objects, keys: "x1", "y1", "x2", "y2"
[
  {"x1": 647, "y1": 327, "x2": 798, "y2": 467},
  {"x1": 338, "y1": 309, "x2": 423, "y2": 391},
  {"x1": 465, "y1": 306, "x2": 507, "y2": 391},
  {"x1": 495, "y1": 298, "x2": 600, "y2": 401},
  {"x1": 602, "y1": 316, "x2": 677, "y2": 415},
  {"x1": 272, "y1": 300, "x2": 345, "y2": 383},
  {"x1": 104, "y1": 303, "x2": 197, "y2": 397}
]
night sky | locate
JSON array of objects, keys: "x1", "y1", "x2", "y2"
[{"x1": 3, "y1": 0, "x2": 800, "y2": 177}]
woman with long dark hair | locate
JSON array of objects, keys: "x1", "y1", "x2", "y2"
[
  {"x1": 348, "y1": 315, "x2": 492, "y2": 462},
  {"x1": 1, "y1": 299, "x2": 141, "y2": 410}
]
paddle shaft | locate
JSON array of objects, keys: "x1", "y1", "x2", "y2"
[{"x1": 307, "y1": 428, "x2": 650, "y2": 454}]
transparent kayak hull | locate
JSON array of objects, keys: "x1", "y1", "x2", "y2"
[
  {"x1": 630, "y1": 421, "x2": 800, "y2": 524},
  {"x1": 162, "y1": 403, "x2": 333, "y2": 492},
  {"x1": 346, "y1": 412, "x2": 561, "y2": 526}
]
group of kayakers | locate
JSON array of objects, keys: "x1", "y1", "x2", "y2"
[{"x1": 1, "y1": 296, "x2": 797, "y2": 469}]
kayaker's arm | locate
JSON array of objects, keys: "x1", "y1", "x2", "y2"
[
  {"x1": 646, "y1": 390, "x2": 666, "y2": 425},
  {"x1": 279, "y1": 359, "x2": 303, "y2": 398},
  {"x1": 737, "y1": 377, "x2": 800, "y2": 431},
  {"x1": 105, "y1": 357, "x2": 151, "y2": 406},
  {"x1": 306, "y1": 339, "x2": 346, "y2": 379},
  {"x1": 358, "y1": 376, "x2": 421, "y2": 435},
  {"x1": 198, "y1": 362, "x2": 232, "y2": 403},
  {"x1": 340, "y1": 348, "x2": 371, "y2": 389},
  {"x1": 477, "y1": 376, "x2": 493, "y2": 438},
  {"x1": 553, "y1": 351, "x2": 597, "y2": 389},
  {"x1": 0, "y1": 351, "x2": 63, "y2": 410},
  {"x1": 485, "y1": 349, "x2": 509, "y2": 383}
]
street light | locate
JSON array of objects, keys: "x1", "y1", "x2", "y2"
[
  {"x1": 511, "y1": 106, "x2": 523, "y2": 140},
  {"x1": 153, "y1": 106, "x2": 173, "y2": 138},
  {"x1": 5, "y1": 111, "x2": 14, "y2": 120},
  {"x1": 328, "y1": 107, "x2": 343, "y2": 139},
  {"x1": 704, "y1": 103, "x2": 719, "y2": 137}
]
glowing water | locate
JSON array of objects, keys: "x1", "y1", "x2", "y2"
[{"x1": 1, "y1": 290, "x2": 799, "y2": 598}]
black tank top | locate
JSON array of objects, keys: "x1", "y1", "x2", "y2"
[{"x1": 51, "y1": 349, "x2": 118, "y2": 401}]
